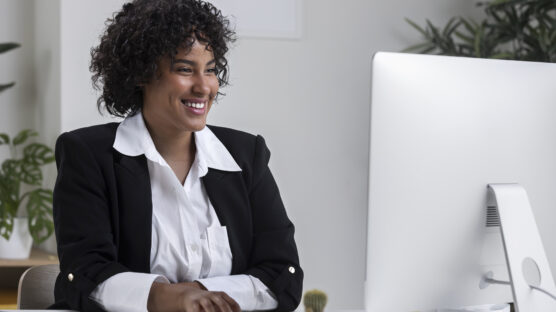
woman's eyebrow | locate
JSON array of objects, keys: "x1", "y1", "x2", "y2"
[{"x1": 173, "y1": 59, "x2": 216, "y2": 66}]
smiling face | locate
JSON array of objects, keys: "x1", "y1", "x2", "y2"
[{"x1": 142, "y1": 39, "x2": 219, "y2": 138}]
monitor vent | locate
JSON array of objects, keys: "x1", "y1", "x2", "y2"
[{"x1": 486, "y1": 205, "x2": 500, "y2": 227}]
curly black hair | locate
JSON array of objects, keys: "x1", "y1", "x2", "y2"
[{"x1": 90, "y1": 0, "x2": 235, "y2": 117}]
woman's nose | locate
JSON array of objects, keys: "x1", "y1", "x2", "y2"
[{"x1": 191, "y1": 72, "x2": 211, "y2": 96}]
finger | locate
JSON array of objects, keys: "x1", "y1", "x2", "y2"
[
  {"x1": 199, "y1": 298, "x2": 216, "y2": 312},
  {"x1": 194, "y1": 281, "x2": 207, "y2": 290},
  {"x1": 186, "y1": 302, "x2": 202, "y2": 312},
  {"x1": 218, "y1": 292, "x2": 241, "y2": 312},
  {"x1": 210, "y1": 294, "x2": 232, "y2": 312}
]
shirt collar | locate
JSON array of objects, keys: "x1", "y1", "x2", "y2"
[{"x1": 113, "y1": 112, "x2": 242, "y2": 174}]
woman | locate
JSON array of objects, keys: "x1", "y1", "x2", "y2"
[{"x1": 51, "y1": 1, "x2": 303, "y2": 311}]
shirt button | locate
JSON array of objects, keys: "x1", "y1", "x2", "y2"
[
  {"x1": 191, "y1": 245, "x2": 198, "y2": 252},
  {"x1": 68, "y1": 273, "x2": 74, "y2": 282},
  {"x1": 288, "y1": 266, "x2": 295, "y2": 274}
]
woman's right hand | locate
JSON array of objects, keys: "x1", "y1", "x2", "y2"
[{"x1": 147, "y1": 281, "x2": 241, "y2": 312}]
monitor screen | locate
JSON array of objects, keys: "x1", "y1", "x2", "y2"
[{"x1": 366, "y1": 52, "x2": 556, "y2": 311}]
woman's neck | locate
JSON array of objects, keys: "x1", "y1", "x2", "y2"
[
  {"x1": 152, "y1": 131, "x2": 195, "y2": 162},
  {"x1": 144, "y1": 122, "x2": 196, "y2": 185},
  {"x1": 143, "y1": 117, "x2": 196, "y2": 162}
]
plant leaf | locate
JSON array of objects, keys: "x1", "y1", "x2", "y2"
[
  {"x1": 20, "y1": 163, "x2": 42, "y2": 186},
  {"x1": 13, "y1": 129, "x2": 38, "y2": 146},
  {"x1": 491, "y1": 0, "x2": 513, "y2": 5},
  {"x1": 0, "y1": 133, "x2": 9, "y2": 145},
  {"x1": 420, "y1": 46, "x2": 437, "y2": 54},
  {"x1": 25, "y1": 189, "x2": 54, "y2": 243},
  {"x1": 402, "y1": 42, "x2": 435, "y2": 53},
  {"x1": 490, "y1": 52, "x2": 514, "y2": 59},
  {"x1": 474, "y1": 23, "x2": 485, "y2": 57},
  {"x1": 0, "y1": 43, "x2": 20, "y2": 54},
  {"x1": 0, "y1": 82, "x2": 16, "y2": 93},
  {"x1": 23, "y1": 143, "x2": 55, "y2": 166},
  {"x1": 0, "y1": 175, "x2": 17, "y2": 240},
  {"x1": 403, "y1": 0, "x2": 556, "y2": 62},
  {"x1": 461, "y1": 18, "x2": 478, "y2": 35},
  {"x1": 0, "y1": 207, "x2": 14, "y2": 240},
  {"x1": 2, "y1": 159, "x2": 22, "y2": 181},
  {"x1": 426, "y1": 19, "x2": 441, "y2": 39},
  {"x1": 443, "y1": 17, "x2": 461, "y2": 37},
  {"x1": 0, "y1": 173, "x2": 19, "y2": 206},
  {"x1": 455, "y1": 31, "x2": 475, "y2": 44},
  {"x1": 405, "y1": 18, "x2": 430, "y2": 39}
]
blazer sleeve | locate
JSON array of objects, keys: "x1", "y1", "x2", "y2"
[
  {"x1": 53, "y1": 131, "x2": 128, "y2": 311},
  {"x1": 244, "y1": 135, "x2": 304, "y2": 312}
]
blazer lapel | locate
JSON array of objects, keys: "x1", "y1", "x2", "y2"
[
  {"x1": 203, "y1": 169, "x2": 251, "y2": 274},
  {"x1": 113, "y1": 153, "x2": 152, "y2": 273}
]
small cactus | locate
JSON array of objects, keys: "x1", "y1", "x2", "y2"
[{"x1": 303, "y1": 289, "x2": 327, "y2": 312}]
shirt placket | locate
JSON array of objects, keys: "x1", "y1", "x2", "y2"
[{"x1": 177, "y1": 169, "x2": 203, "y2": 281}]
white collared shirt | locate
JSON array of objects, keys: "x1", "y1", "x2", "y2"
[{"x1": 89, "y1": 113, "x2": 278, "y2": 312}]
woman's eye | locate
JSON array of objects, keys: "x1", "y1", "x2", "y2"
[
  {"x1": 177, "y1": 67, "x2": 192, "y2": 73},
  {"x1": 207, "y1": 68, "x2": 218, "y2": 74}
]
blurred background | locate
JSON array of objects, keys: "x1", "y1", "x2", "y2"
[{"x1": 0, "y1": 0, "x2": 484, "y2": 309}]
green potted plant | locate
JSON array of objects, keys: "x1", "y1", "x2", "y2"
[
  {"x1": 303, "y1": 289, "x2": 328, "y2": 312},
  {"x1": 404, "y1": 0, "x2": 556, "y2": 62},
  {"x1": 0, "y1": 42, "x2": 55, "y2": 259}
]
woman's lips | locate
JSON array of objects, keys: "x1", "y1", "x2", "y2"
[{"x1": 181, "y1": 99, "x2": 206, "y2": 115}]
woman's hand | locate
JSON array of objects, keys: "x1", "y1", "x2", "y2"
[
  {"x1": 147, "y1": 281, "x2": 241, "y2": 312},
  {"x1": 176, "y1": 283, "x2": 240, "y2": 312}
]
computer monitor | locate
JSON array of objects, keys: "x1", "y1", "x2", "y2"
[{"x1": 366, "y1": 52, "x2": 556, "y2": 311}]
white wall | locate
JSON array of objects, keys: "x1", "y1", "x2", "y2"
[
  {"x1": 0, "y1": 0, "x2": 36, "y2": 160},
  {"x1": 35, "y1": 0, "x2": 61, "y2": 150},
  {"x1": 33, "y1": 0, "x2": 62, "y2": 256},
  {"x1": 7, "y1": 0, "x2": 487, "y2": 309},
  {"x1": 59, "y1": 0, "x2": 126, "y2": 132}
]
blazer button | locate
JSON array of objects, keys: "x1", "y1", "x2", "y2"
[
  {"x1": 68, "y1": 273, "x2": 74, "y2": 282},
  {"x1": 288, "y1": 266, "x2": 295, "y2": 274}
]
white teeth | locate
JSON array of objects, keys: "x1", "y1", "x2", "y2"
[{"x1": 183, "y1": 102, "x2": 206, "y2": 109}]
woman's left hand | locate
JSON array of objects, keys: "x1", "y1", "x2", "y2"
[{"x1": 147, "y1": 281, "x2": 241, "y2": 312}]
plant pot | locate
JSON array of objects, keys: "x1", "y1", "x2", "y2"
[{"x1": 0, "y1": 217, "x2": 33, "y2": 259}]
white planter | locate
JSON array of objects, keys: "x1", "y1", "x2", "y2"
[{"x1": 0, "y1": 217, "x2": 33, "y2": 259}]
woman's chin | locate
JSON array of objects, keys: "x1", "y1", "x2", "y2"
[{"x1": 187, "y1": 122, "x2": 208, "y2": 132}]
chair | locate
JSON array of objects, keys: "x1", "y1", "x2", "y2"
[{"x1": 17, "y1": 264, "x2": 60, "y2": 309}]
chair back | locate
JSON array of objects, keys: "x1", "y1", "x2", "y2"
[{"x1": 17, "y1": 264, "x2": 60, "y2": 309}]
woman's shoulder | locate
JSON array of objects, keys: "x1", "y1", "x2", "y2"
[
  {"x1": 56, "y1": 122, "x2": 120, "y2": 153},
  {"x1": 207, "y1": 124, "x2": 270, "y2": 164},
  {"x1": 207, "y1": 124, "x2": 257, "y2": 145}
]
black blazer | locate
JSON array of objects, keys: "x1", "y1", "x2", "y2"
[{"x1": 51, "y1": 123, "x2": 303, "y2": 311}]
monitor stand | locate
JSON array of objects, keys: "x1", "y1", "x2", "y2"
[{"x1": 485, "y1": 183, "x2": 556, "y2": 312}]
